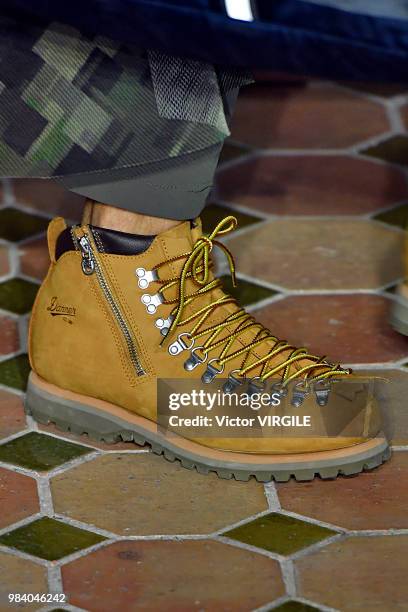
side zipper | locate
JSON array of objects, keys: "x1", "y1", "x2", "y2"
[{"x1": 77, "y1": 229, "x2": 145, "y2": 377}]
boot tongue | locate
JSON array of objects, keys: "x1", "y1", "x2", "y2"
[
  {"x1": 156, "y1": 219, "x2": 201, "y2": 254},
  {"x1": 155, "y1": 219, "x2": 203, "y2": 277}
]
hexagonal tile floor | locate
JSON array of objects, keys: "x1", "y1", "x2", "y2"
[
  {"x1": 226, "y1": 219, "x2": 404, "y2": 290},
  {"x1": 0, "y1": 77, "x2": 407, "y2": 611}
]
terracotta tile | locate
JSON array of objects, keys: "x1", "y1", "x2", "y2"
[
  {"x1": 0, "y1": 316, "x2": 19, "y2": 356},
  {"x1": 0, "y1": 467, "x2": 39, "y2": 529},
  {"x1": 230, "y1": 85, "x2": 389, "y2": 149},
  {"x1": 0, "y1": 432, "x2": 91, "y2": 471},
  {"x1": 51, "y1": 453, "x2": 268, "y2": 535},
  {"x1": 227, "y1": 220, "x2": 404, "y2": 290},
  {"x1": 278, "y1": 453, "x2": 408, "y2": 530},
  {"x1": 0, "y1": 552, "x2": 48, "y2": 610},
  {"x1": 217, "y1": 156, "x2": 408, "y2": 215},
  {"x1": 63, "y1": 540, "x2": 284, "y2": 611},
  {"x1": 0, "y1": 246, "x2": 9, "y2": 277},
  {"x1": 13, "y1": 179, "x2": 85, "y2": 222},
  {"x1": 223, "y1": 513, "x2": 335, "y2": 555},
  {"x1": 401, "y1": 104, "x2": 408, "y2": 131},
  {"x1": 19, "y1": 236, "x2": 50, "y2": 281},
  {"x1": 359, "y1": 369, "x2": 408, "y2": 445},
  {"x1": 296, "y1": 536, "x2": 408, "y2": 611},
  {"x1": 256, "y1": 295, "x2": 408, "y2": 364},
  {"x1": 0, "y1": 278, "x2": 39, "y2": 314},
  {"x1": 364, "y1": 135, "x2": 408, "y2": 166},
  {"x1": 0, "y1": 390, "x2": 26, "y2": 440},
  {"x1": 0, "y1": 517, "x2": 105, "y2": 561}
]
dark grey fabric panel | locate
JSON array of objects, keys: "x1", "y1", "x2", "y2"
[{"x1": 64, "y1": 144, "x2": 223, "y2": 219}]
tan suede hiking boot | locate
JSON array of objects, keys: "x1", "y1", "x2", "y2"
[{"x1": 26, "y1": 215, "x2": 390, "y2": 482}]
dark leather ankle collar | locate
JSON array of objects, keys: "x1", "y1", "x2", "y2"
[{"x1": 55, "y1": 225, "x2": 155, "y2": 260}]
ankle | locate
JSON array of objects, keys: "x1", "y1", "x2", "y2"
[{"x1": 82, "y1": 199, "x2": 181, "y2": 235}]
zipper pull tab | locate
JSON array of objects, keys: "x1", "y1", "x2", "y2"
[{"x1": 79, "y1": 235, "x2": 95, "y2": 276}]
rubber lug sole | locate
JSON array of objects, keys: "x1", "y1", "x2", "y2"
[{"x1": 25, "y1": 372, "x2": 391, "y2": 483}]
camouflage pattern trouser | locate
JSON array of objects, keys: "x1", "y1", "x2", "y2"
[{"x1": 0, "y1": 13, "x2": 250, "y2": 216}]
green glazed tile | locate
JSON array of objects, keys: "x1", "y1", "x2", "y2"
[
  {"x1": 0, "y1": 432, "x2": 91, "y2": 471},
  {"x1": 0, "y1": 353, "x2": 31, "y2": 390},
  {"x1": 0, "y1": 208, "x2": 48, "y2": 242},
  {"x1": 0, "y1": 278, "x2": 39, "y2": 314},
  {"x1": 363, "y1": 135, "x2": 408, "y2": 166},
  {"x1": 269, "y1": 601, "x2": 320, "y2": 612},
  {"x1": 374, "y1": 202, "x2": 408, "y2": 229},
  {"x1": 220, "y1": 275, "x2": 276, "y2": 306},
  {"x1": 0, "y1": 517, "x2": 105, "y2": 560},
  {"x1": 201, "y1": 203, "x2": 260, "y2": 235},
  {"x1": 223, "y1": 513, "x2": 336, "y2": 555},
  {"x1": 218, "y1": 142, "x2": 251, "y2": 165}
]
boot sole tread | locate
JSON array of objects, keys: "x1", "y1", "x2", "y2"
[{"x1": 25, "y1": 372, "x2": 390, "y2": 483}]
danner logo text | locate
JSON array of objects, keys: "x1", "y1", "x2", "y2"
[{"x1": 47, "y1": 297, "x2": 76, "y2": 317}]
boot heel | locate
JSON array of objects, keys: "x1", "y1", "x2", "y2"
[{"x1": 25, "y1": 372, "x2": 146, "y2": 445}]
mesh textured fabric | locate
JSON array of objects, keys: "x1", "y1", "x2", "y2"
[{"x1": 0, "y1": 15, "x2": 251, "y2": 179}]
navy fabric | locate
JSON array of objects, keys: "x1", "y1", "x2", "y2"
[{"x1": 4, "y1": 0, "x2": 408, "y2": 81}]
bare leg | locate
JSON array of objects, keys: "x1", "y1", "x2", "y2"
[{"x1": 82, "y1": 199, "x2": 181, "y2": 235}]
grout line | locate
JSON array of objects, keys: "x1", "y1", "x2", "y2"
[
  {"x1": 37, "y1": 476, "x2": 55, "y2": 516},
  {"x1": 264, "y1": 482, "x2": 281, "y2": 511},
  {"x1": 256, "y1": 596, "x2": 338, "y2": 612},
  {"x1": 278, "y1": 509, "x2": 345, "y2": 534},
  {"x1": 212, "y1": 197, "x2": 270, "y2": 220},
  {"x1": 294, "y1": 597, "x2": 339, "y2": 612},
  {"x1": 10, "y1": 199, "x2": 53, "y2": 221},
  {"x1": 38, "y1": 605, "x2": 87, "y2": 612},
  {"x1": 0, "y1": 513, "x2": 43, "y2": 538},
  {"x1": 213, "y1": 535, "x2": 284, "y2": 562},
  {"x1": 0, "y1": 542, "x2": 49, "y2": 566},
  {"x1": 253, "y1": 595, "x2": 290, "y2": 611},
  {"x1": 385, "y1": 100, "x2": 405, "y2": 134},
  {"x1": 0, "y1": 383, "x2": 25, "y2": 396},
  {"x1": 210, "y1": 509, "x2": 273, "y2": 537},
  {"x1": 280, "y1": 558, "x2": 297, "y2": 598},
  {"x1": 246, "y1": 293, "x2": 286, "y2": 312},
  {"x1": 0, "y1": 428, "x2": 31, "y2": 446},
  {"x1": 46, "y1": 451, "x2": 102, "y2": 478},
  {"x1": 347, "y1": 528, "x2": 408, "y2": 536},
  {"x1": 51, "y1": 515, "x2": 119, "y2": 540},
  {"x1": 2, "y1": 179, "x2": 15, "y2": 205},
  {"x1": 215, "y1": 150, "x2": 258, "y2": 173},
  {"x1": 47, "y1": 564, "x2": 64, "y2": 597},
  {"x1": 289, "y1": 533, "x2": 345, "y2": 561}
]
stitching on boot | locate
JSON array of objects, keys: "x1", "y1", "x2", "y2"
[
  {"x1": 101, "y1": 256, "x2": 154, "y2": 378},
  {"x1": 93, "y1": 230, "x2": 106, "y2": 253}
]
